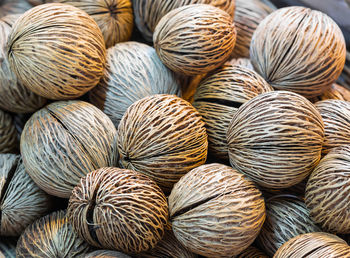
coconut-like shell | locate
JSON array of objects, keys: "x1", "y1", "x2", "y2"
[
  {"x1": 193, "y1": 65, "x2": 273, "y2": 160},
  {"x1": 168, "y1": 163, "x2": 266, "y2": 257},
  {"x1": 68, "y1": 167, "x2": 168, "y2": 254},
  {"x1": 250, "y1": 6, "x2": 346, "y2": 98},
  {"x1": 0, "y1": 0, "x2": 31, "y2": 18},
  {"x1": 20, "y1": 100, "x2": 117, "y2": 198},
  {"x1": 0, "y1": 154, "x2": 51, "y2": 236},
  {"x1": 133, "y1": 0, "x2": 235, "y2": 42},
  {"x1": 237, "y1": 246, "x2": 268, "y2": 258},
  {"x1": 0, "y1": 109, "x2": 17, "y2": 154},
  {"x1": 274, "y1": 232, "x2": 350, "y2": 258},
  {"x1": 226, "y1": 57, "x2": 254, "y2": 69},
  {"x1": 0, "y1": 237, "x2": 17, "y2": 258},
  {"x1": 305, "y1": 145, "x2": 350, "y2": 234},
  {"x1": 231, "y1": 0, "x2": 274, "y2": 58},
  {"x1": 153, "y1": 4, "x2": 236, "y2": 76},
  {"x1": 310, "y1": 83, "x2": 350, "y2": 103},
  {"x1": 16, "y1": 210, "x2": 91, "y2": 257},
  {"x1": 256, "y1": 197, "x2": 321, "y2": 256},
  {"x1": 90, "y1": 42, "x2": 181, "y2": 129},
  {"x1": 85, "y1": 250, "x2": 131, "y2": 258},
  {"x1": 117, "y1": 94, "x2": 207, "y2": 192},
  {"x1": 7, "y1": 3, "x2": 106, "y2": 100}
]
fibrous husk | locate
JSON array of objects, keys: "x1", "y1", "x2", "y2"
[
  {"x1": 0, "y1": 109, "x2": 17, "y2": 154},
  {"x1": 85, "y1": 250, "x2": 131, "y2": 258},
  {"x1": 90, "y1": 41, "x2": 180, "y2": 129},
  {"x1": 225, "y1": 57, "x2": 254, "y2": 69},
  {"x1": 250, "y1": 6, "x2": 346, "y2": 98},
  {"x1": 168, "y1": 163, "x2": 266, "y2": 257},
  {"x1": 153, "y1": 4, "x2": 236, "y2": 76},
  {"x1": 227, "y1": 91, "x2": 324, "y2": 189},
  {"x1": 0, "y1": 0, "x2": 31, "y2": 18},
  {"x1": 0, "y1": 237, "x2": 17, "y2": 258},
  {"x1": 67, "y1": 167, "x2": 168, "y2": 254},
  {"x1": 7, "y1": 3, "x2": 106, "y2": 100},
  {"x1": 309, "y1": 83, "x2": 350, "y2": 103},
  {"x1": 20, "y1": 100, "x2": 117, "y2": 198},
  {"x1": 236, "y1": 246, "x2": 268, "y2": 258}
]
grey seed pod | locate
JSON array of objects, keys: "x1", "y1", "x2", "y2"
[{"x1": 0, "y1": 109, "x2": 17, "y2": 154}]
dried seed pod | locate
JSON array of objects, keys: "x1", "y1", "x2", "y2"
[
  {"x1": 7, "y1": 3, "x2": 106, "y2": 100},
  {"x1": 274, "y1": 232, "x2": 350, "y2": 258},
  {"x1": 85, "y1": 250, "x2": 131, "y2": 258},
  {"x1": 68, "y1": 167, "x2": 168, "y2": 254},
  {"x1": 227, "y1": 91, "x2": 324, "y2": 189},
  {"x1": 153, "y1": 4, "x2": 237, "y2": 76},
  {"x1": 226, "y1": 57, "x2": 253, "y2": 69},
  {"x1": 20, "y1": 100, "x2": 117, "y2": 198},
  {"x1": 305, "y1": 146, "x2": 350, "y2": 234},
  {"x1": 90, "y1": 42, "x2": 181, "y2": 129},
  {"x1": 237, "y1": 246, "x2": 268, "y2": 258},
  {"x1": 193, "y1": 65, "x2": 273, "y2": 160},
  {"x1": 0, "y1": 237, "x2": 17, "y2": 258},
  {"x1": 169, "y1": 163, "x2": 266, "y2": 257},
  {"x1": 310, "y1": 83, "x2": 350, "y2": 103},
  {"x1": 256, "y1": 196, "x2": 321, "y2": 256},
  {"x1": 250, "y1": 6, "x2": 346, "y2": 98},
  {"x1": 0, "y1": 0, "x2": 31, "y2": 18},
  {"x1": 231, "y1": 0, "x2": 275, "y2": 58},
  {"x1": 117, "y1": 94, "x2": 207, "y2": 192},
  {"x1": 315, "y1": 100, "x2": 350, "y2": 155},
  {"x1": 0, "y1": 109, "x2": 17, "y2": 154},
  {"x1": 16, "y1": 210, "x2": 91, "y2": 257}
]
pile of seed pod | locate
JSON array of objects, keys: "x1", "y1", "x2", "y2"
[{"x1": 1, "y1": 0, "x2": 350, "y2": 257}]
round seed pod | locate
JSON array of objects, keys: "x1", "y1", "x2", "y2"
[
  {"x1": 305, "y1": 145, "x2": 350, "y2": 234},
  {"x1": 7, "y1": 3, "x2": 106, "y2": 100},
  {"x1": 0, "y1": 109, "x2": 17, "y2": 154},
  {"x1": 133, "y1": 0, "x2": 235, "y2": 42},
  {"x1": 20, "y1": 100, "x2": 117, "y2": 198},
  {"x1": 16, "y1": 210, "x2": 91, "y2": 257},
  {"x1": 169, "y1": 163, "x2": 266, "y2": 257},
  {"x1": 310, "y1": 83, "x2": 350, "y2": 103},
  {"x1": 153, "y1": 4, "x2": 237, "y2": 76},
  {"x1": 117, "y1": 94, "x2": 207, "y2": 192},
  {"x1": 315, "y1": 100, "x2": 350, "y2": 155},
  {"x1": 0, "y1": 237, "x2": 17, "y2": 258},
  {"x1": 226, "y1": 57, "x2": 253, "y2": 69},
  {"x1": 227, "y1": 91, "x2": 324, "y2": 189},
  {"x1": 68, "y1": 167, "x2": 168, "y2": 254},
  {"x1": 0, "y1": 154, "x2": 51, "y2": 236},
  {"x1": 237, "y1": 246, "x2": 268, "y2": 258},
  {"x1": 90, "y1": 42, "x2": 181, "y2": 129},
  {"x1": 231, "y1": 0, "x2": 274, "y2": 58},
  {"x1": 274, "y1": 232, "x2": 350, "y2": 258},
  {"x1": 256, "y1": 196, "x2": 321, "y2": 256},
  {"x1": 193, "y1": 65, "x2": 273, "y2": 160},
  {"x1": 0, "y1": 0, "x2": 31, "y2": 18},
  {"x1": 250, "y1": 6, "x2": 346, "y2": 98},
  {"x1": 85, "y1": 250, "x2": 131, "y2": 258}
]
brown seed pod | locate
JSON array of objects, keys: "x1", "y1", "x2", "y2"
[
  {"x1": 16, "y1": 210, "x2": 91, "y2": 257},
  {"x1": 7, "y1": 3, "x2": 106, "y2": 100},
  {"x1": 68, "y1": 167, "x2": 168, "y2": 254},
  {"x1": 250, "y1": 6, "x2": 346, "y2": 98},
  {"x1": 256, "y1": 196, "x2": 321, "y2": 256},
  {"x1": 20, "y1": 100, "x2": 117, "y2": 198},
  {"x1": 169, "y1": 163, "x2": 266, "y2": 257},
  {"x1": 274, "y1": 232, "x2": 350, "y2": 258},
  {"x1": 90, "y1": 42, "x2": 181, "y2": 129},
  {"x1": 117, "y1": 94, "x2": 207, "y2": 192},
  {"x1": 231, "y1": 0, "x2": 275, "y2": 58},
  {"x1": 85, "y1": 250, "x2": 131, "y2": 258},
  {"x1": 153, "y1": 4, "x2": 237, "y2": 76},
  {"x1": 237, "y1": 246, "x2": 268, "y2": 258},
  {"x1": 0, "y1": 0, "x2": 31, "y2": 18},
  {"x1": 133, "y1": 0, "x2": 235, "y2": 42},
  {"x1": 305, "y1": 145, "x2": 350, "y2": 234},
  {"x1": 193, "y1": 65, "x2": 273, "y2": 160},
  {"x1": 0, "y1": 109, "x2": 17, "y2": 154},
  {"x1": 315, "y1": 100, "x2": 350, "y2": 155},
  {"x1": 310, "y1": 83, "x2": 350, "y2": 103},
  {"x1": 227, "y1": 91, "x2": 324, "y2": 189},
  {"x1": 226, "y1": 57, "x2": 254, "y2": 69},
  {"x1": 0, "y1": 237, "x2": 16, "y2": 258}
]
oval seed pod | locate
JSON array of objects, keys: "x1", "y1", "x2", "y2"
[
  {"x1": 237, "y1": 246, "x2": 268, "y2": 258},
  {"x1": 153, "y1": 4, "x2": 236, "y2": 76},
  {"x1": 310, "y1": 83, "x2": 350, "y2": 103},
  {"x1": 169, "y1": 163, "x2": 266, "y2": 257},
  {"x1": 16, "y1": 210, "x2": 91, "y2": 257},
  {"x1": 7, "y1": 3, "x2": 106, "y2": 100},
  {"x1": 0, "y1": 109, "x2": 17, "y2": 154},
  {"x1": 20, "y1": 100, "x2": 117, "y2": 198},
  {"x1": 85, "y1": 250, "x2": 131, "y2": 258},
  {"x1": 227, "y1": 91, "x2": 324, "y2": 189},
  {"x1": 193, "y1": 65, "x2": 273, "y2": 160},
  {"x1": 0, "y1": 0, "x2": 31, "y2": 18},
  {"x1": 90, "y1": 42, "x2": 181, "y2": 129},
  {"x1": 250, "y1": 7, "x2": 346, "y2": 98},
  {"x1": 133, "y1": 0, "x2": 235, "y2": 42},
  {"x1": 306, "y1": 145, "x2": 350, "y2": 234},
  {"x1": 226, "y1": 57, "x2": 254, "y2": 69},
  {"x1": 274, "y1": 232, "x2": 350, "y2": 258},
  {"x1": 68, "y1": 167, "x2": 168, "y2": 254}
]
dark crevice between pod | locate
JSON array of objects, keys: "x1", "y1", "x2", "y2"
[
  {"x1": 301, "y1": 245, "x2": 328, "y2": 258},
  {"x1": 86, "y1": 185, "x2": 101, "y2": 247},
  {"x1": 195, "y1": 98, "x2": 243, "y2": 109}
]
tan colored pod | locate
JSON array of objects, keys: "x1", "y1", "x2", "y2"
[
  {"x1": 20, "y1": 100, "x2": 117, "y2": 198},
  {"x1": 193, "y1": 65, "x2": 273, "y2": 160},
  {"x1": 168, "y1": 163, "x2": 266, "y2": 257},
  {"x1": 227, "y1": 91, "x2": 324, "y2": 189},
  {"x1": 85, "y1": 250, "x2": 131, "y2": 258},
  {"x1": 273, "y1": 232, "x2": 350, "y2": 258},
  {"x1": 68, "y1": 167, "x2": 168, "y2": 254},
  {"x1": 117, "y1": 94, "x2": 207, "y2": 193},
  {"x1": 310, "y1": 83, "x2": 350, "y2": 103},
  {"x1": 237, "y1": 246, "x2": 268, "y2": 258},
  {"x1": 226, "y1": 57, "x2": 254, "y2": 69},
  {"x1": 306, "y1": 145, "x2": 350, "y2": 234},
  {"x1": 250, "y1": 7, "x2": 346, "y2": 98},
  {"x1": 7, "y1": 3, "x2": 106, "y2": 100},
  {"x1": 0, "y1": 109, "x2": 17, "y2": 154},
  {"x1": 153, "y1": 4, "x2": 236, "y2": 76}
]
